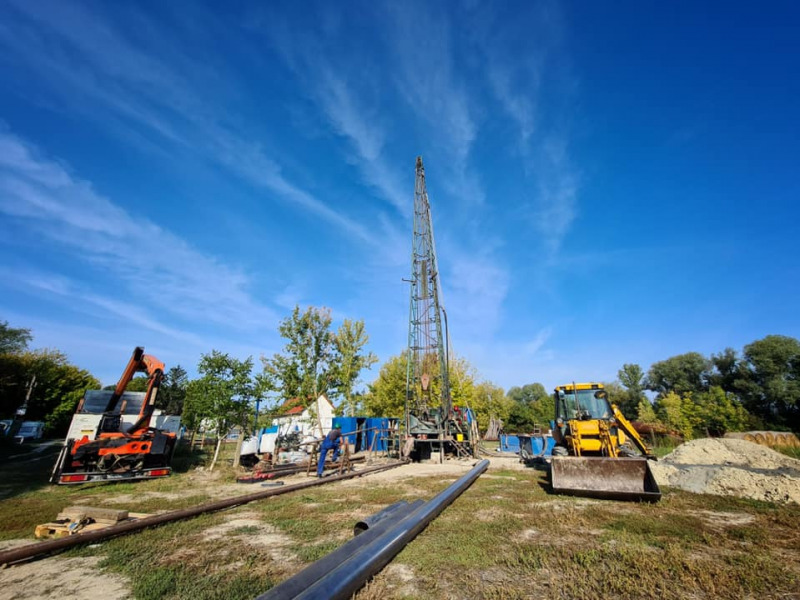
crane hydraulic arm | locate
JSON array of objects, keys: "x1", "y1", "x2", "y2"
[
  {"x1": 101, "y1": 347, "x2": 165, "y2": 435},
  {"x1": 51, "y1": 347, "x2": 176, "y2": 485}
]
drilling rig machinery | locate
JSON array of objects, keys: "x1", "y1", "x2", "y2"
[{"x1": 403, "y1": 157, "x2": 476, "y2": 461}]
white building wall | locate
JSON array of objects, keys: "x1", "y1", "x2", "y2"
[
  {"x1": 65, "y1": 411, "x2": 181, "y2": 441},
  {"x1": 272, "y1": 395, "x2": 335, "y2": 442}
]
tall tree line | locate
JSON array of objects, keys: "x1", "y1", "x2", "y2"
[{"x1": 613, "y1": 335, "x2": 799, "y2": 437}]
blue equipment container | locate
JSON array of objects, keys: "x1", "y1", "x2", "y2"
[
  {"x1": 366, "y1": 418, "x2": 389, "y2": 451},
  {"x1": 517, "y1": 434, "x2": 556, "y2": 461},
  {"x1": 332, "y1": 417, "x2": 358, "y2": 446},
  {"x1": 499, "y1": 434, "x2": 520, "y2": 453}
]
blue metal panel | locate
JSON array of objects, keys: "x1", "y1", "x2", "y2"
[
  {"x1": 366, "y1": 418, "x2": 389, "y2": 451},
  {"x1": 517, "y1": 434, "x2": 555, "y2": 459},
  {"x1": 499, "y1": 434, "x2": 520, "y2": 452},
  {"x1": 333, "y1": 417, "x2": 358, "y2": 445}
]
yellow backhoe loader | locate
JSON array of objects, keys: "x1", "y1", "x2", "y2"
[{"x1": 550, "y1": 383, "x2": 661, "y2": 501}]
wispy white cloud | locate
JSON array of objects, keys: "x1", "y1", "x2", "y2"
[
  {"x1": 380, "y1": 3, "x2": 483, "y2": 205},
  {"x1": 0, "y1": 130, "x2": 277, "y2": 331},
  {"x1": 0, "y1": 301, "x2": 270, "y2": 386},
  {"x1": 531, "y1": 137, "x2": 579, "y2": 254},
  {"x1": 488, "y1": 64, "x2": 540, "y2": 145},
  {"x1": 262, "y1": 18, "x2": 409, "y2": 217},
  {"x1": 524, "y1": 326, "x2": 554, "y2": 355},
  {"x1": 471, "y1": 2, "x2": 580, "y2": 254},
  {"x1": 7, "y1": 268, "x2": 208, "y2": 346},
  {"x1": 0, "y1": 0, "x2": 376, "y2": 244},
  {"x1": 445, "y1": 251, "x2": 510, "y2": 338}
]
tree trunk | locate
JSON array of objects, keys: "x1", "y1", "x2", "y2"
[
  {"x1": 210, "y1": 436, "x2": 223, "y2": 471},
  {"x1": 233, "y1": 429, "x2": 245, "y2": 472}
]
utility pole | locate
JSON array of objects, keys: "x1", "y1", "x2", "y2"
[{"x1": 7, "y1": 375, "x2": 36, "y2": 440}]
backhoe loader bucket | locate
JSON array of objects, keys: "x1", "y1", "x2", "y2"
[{"x1": 549, "y1": 456, "x2": 661, "y2": 502}]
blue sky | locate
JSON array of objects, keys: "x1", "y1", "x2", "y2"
[{"x1": 1, "y1": 1, "x2": 798, "y2": 393}]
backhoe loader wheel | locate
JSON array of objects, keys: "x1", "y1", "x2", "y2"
[{"x1": 552, "y1": 445, "x2": 569, "y2": 457}]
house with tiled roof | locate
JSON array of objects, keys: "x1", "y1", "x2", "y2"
[{"x1": 273, "y1": 394, "x2": 336, "y2": 441}]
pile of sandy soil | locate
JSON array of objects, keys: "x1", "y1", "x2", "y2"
[{"x1": 650, "y1": 438, "x2": 800, "y2": 504}]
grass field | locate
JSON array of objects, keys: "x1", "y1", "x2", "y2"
[{"x1": 0, "y1": 442, "x2": 798, "y2": 599}]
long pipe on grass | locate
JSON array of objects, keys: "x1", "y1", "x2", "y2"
[
  {"x1": 239, "y1": 456, "x2": 366, "y2": 482},
  {"x1": 255, "y1": 500, "x2": 425, "y2": 600},
  {"x1": 0, "y1": 461, "x2": 407, "y2": 567},
  {"x1": 257, "y1": 459, "x2": 489, "y2": 600}
]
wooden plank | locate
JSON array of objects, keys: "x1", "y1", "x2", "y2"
[
  {"x1": 35, "y1": 511, "x2": 153, "y2": 539},
  {"x1": 58, "y1": 506, "x2": 128, "y2": 523}
]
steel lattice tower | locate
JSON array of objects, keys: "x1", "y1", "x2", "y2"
[{"x1": 405, "y1": 156, "x2": 451, "y2": 429}]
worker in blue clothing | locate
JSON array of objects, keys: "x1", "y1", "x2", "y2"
[{"x1": 317, "y1": 424, "x2": 343, "y2": 477}]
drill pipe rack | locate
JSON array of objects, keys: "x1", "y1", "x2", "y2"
[{"x1": 0, "y1": 460, "x2": 407, "y2": 567}]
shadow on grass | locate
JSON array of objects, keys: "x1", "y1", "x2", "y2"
[
  {"x1": 0, "y1": 439, "x2": 64, "y2": 501},
  {"x1": 0, "y1": 438, "x2": 213, "y2": 503},
  {"x1": 170, "y1": 441, "x2": 213, "y2": 473}
]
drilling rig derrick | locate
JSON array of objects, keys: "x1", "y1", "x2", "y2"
[{"x1": 404, "y1": 157, "x2": 475, "y2": 461}]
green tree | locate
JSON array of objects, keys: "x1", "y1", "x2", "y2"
[
  {"x1": 362, "y1": 352, "x2": 408, "y2": 417},
  {"x1": 362, "y1": 353, "x2": 481, "y2": 421},
  {"x1": 654, "y1": 391, "x2": 691, "y2": 438},
  {"x1": 680, "y1": 393, "x2": 704, "y2": 439},
  {"x1": 736, "y1": 335, "x2": 800, "y2": 428},
  {"x1": 185, "y1": 351, "x2": 254, "y2": 470},
  {"x1": 506, "y1": 383, "x2": 553, "y2": 432},
  {"x1": 694, "y1": 386, "x2": 750, "y2": 436},
  {"x1": 709, "y1": 348, "x2": 740, "y2": 396},
  {"x1": 636, "y1": 398, "x2": 658, "y2": 424},
  {"x1": 506, "y1": 401, "x2": 537, "y2": 433},
  {"x1": 603, "y1": 381, "x2": 628, "y2": 411},
  {"x1": 617, "y1": 363, "x2": 646, "y2": 418},
  {"x1": 0, "y1": 349, "x2": 99, "y2": 436},
  {"x1": 448, "y1": 356, "x2": 478, "y2": 409},
  {"x1": 0, "y1": 320, "x2": 32, "y2": 354},
  {"x1": 125, "y1": 377, "x2": 150, "y2": 392},
  {"x1": 507, "y1": 383, "x2": 548, "y2": 405},
  {"x1": 261, "y1": 306, "x2": 336, "y2": 405},
  {"x1": 333, "y1": 319, "x2": 378, "y2": 416},
  {"x1": 470, "y1": 381, "x2": 510, "y2": 435},
  {"x1": 159, "y1": 365, "x2": 188, "y2": 415},
  {"x1": 647, "y1": 352, "x2": 711, "y2": 397}
]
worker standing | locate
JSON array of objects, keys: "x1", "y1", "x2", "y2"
[{"x1": 317, "y1": 424, "x2": 342, "y2": 477}]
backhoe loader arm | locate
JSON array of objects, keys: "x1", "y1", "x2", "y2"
[{"x1": 610, "y1": 404, "x2": 655, "y2": 459}]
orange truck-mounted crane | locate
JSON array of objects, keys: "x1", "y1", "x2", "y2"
[{"x1": 51, "y1": 347, "x2": 177, "y2": 485}]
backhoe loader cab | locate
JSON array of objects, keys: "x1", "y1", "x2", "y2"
[
  {"x1": 550, "y1": 383, "x2": 661, "y2": 502},
  {"x1": 552, "y1": 383, "x2": 632, "y2": 457},
  {"x1": 555, "y1": 384, "x2": 611, "y2": 422}
]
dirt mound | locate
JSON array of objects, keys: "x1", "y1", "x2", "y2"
[{"x1": 650, "y1": 438, "x2": 800, "y2": 504}]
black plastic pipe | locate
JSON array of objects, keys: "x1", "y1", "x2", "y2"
[
  {"x1": 0, "y1": 461, "x2": 406, "y2": 566},
  {"x1": 260, "y1": 459, "x2": 489, "y2": 600},
  {"x1": 256, "y1": 499, "x2": 425, "y2": 600},
  {"x1": 353, "y1": 499, "x2": 424, "y2": 535}
]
